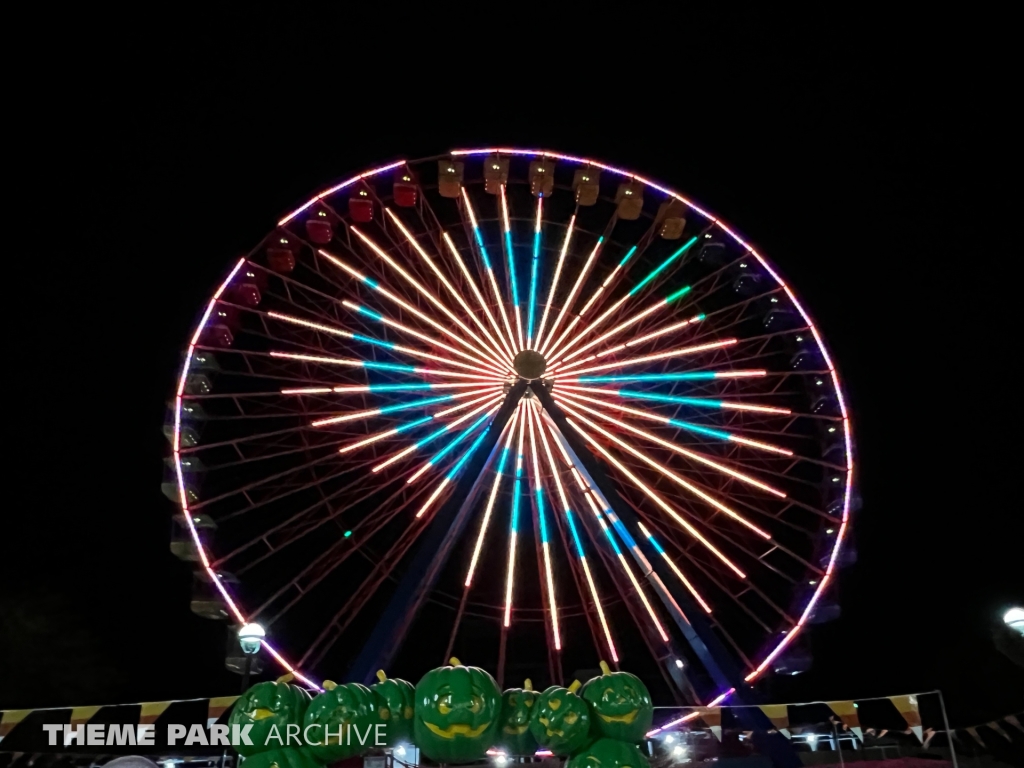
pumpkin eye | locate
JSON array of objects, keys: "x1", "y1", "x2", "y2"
[
  {"x1": 469, "y1": 695, "x2": 484, "y2": 714},
  {"x1": 438, "y1": 694, "x2": 453, "y2": 715},
  {"x1": 525, "y1": 699, "x2": 534, "y2": 707},
  {"x1": 509, "y1": 695, "x2": 517, "y2": 705},
  {"x1": 563, "y1": 711, "x2": 579, "y2": 725}
]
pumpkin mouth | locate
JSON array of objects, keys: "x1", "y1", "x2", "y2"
[
  {"x1": 502, "y1": 724, "x2": 530, "y2": 735},
  {"x1": 248, "y1": 708, "x2": 275, "y2": 720},
  {"x1": 545, "y1": 728, "x2": 566, "y2": 737},
  {"x1": 424, "y1": 721, "x2": 491, "y2": 739},
  {"x1": 599, "y1": 709, "x2": 638, "y2": 724}
]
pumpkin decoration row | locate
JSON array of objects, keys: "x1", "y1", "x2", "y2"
[
  {"x1": 228, "y1": 671, "x2": 415, "y2": 767},
  {"x1": 228, "y1": 659, "x2": 654, "y2": 766}
]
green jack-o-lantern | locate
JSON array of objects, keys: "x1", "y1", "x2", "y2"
[
  {"x1": 567, "y1": 738, "x2": 651, "y2": 768},
  {"x1": 528, "y1": 681, "x2": 594, "y2": 755},
  {"x1": 580, "y1": 661, "x2": 653, "y2": 743},
  {"x1": 414, "y1": 657, "x2": 501, "y2": 763},
  {"x1": 229, "y1": 675, "x2": 312, "y2": 757},
  {"x1": 370, "y1": 670, "x2": 416, "y2": 746},
  {"x1": 303, "y1": 680, "x2": 380, "y2": 761},
  {"x1": 497, "y1": 679, "x2": 539, "y2": 755}
]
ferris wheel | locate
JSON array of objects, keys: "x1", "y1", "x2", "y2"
[{"x1": 167, "y1": 148, "x2": 855, "y2": 709}]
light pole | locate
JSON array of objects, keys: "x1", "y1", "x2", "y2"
[
  {"x1": 238, "y1": 623, "x2": 265, "y2": 692},
  {"x1": 994, "y1": 606, "x2": 1024, "y2": 669},
  {"x1": 1004, "y1": 607, "x2": 1024, "y2": 636}
]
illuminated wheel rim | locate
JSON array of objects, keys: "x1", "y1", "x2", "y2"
[{"x1": 169, "y1": 148, "x2": 855, "y2": 695}]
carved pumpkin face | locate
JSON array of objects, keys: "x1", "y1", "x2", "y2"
[
  {"x1": 567, "y1": 738, "x2": 651, "y2": 768},
  {"x1": 370, "y1": 671, "x2": 416, "y2": 746},
  {"x1": 229, "y1": 679, "x2": 311, "y2": 756},
  {"x1": 414, "y1": 658, "x2": 501, "y2": 763},
  {"x1": 528, "y1": 683, "x2": 594, "y2": 755},
  {"x1": 303, "y1": 681, "x2": 379, "y2": 761},
  {"x1": 498, "y1": 681, "x2": 538, "y2": 755},
  {"x1": 580, "y1": 663, "x2": 653, "y2": 743}
]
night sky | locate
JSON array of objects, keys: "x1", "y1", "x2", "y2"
[{"x1": 3, "y1": 12, "x2": 1020, "y2": 730}]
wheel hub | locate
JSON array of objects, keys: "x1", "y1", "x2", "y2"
[{"x1": 513, "y1": 349, "x2": 547, "y2": 380}]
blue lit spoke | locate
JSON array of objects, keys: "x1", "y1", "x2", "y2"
[
  {"x1": 505, "y1": 228, "x2": 521, "y2": 310},
  {"x1": 627, "y1": 236, "x2": 698, "y2": 297},
  {"x1": 527, "y1": 215, "x2": 541, "y2": 347},
  {"x1": 364, "y1": 384, "x2": 437, "y2": 393},
  {"x1": 351, "y1": 333, "x2": 395, "y2": 351},
  {"x1": 352, "y1": 305, "x2": 384, "y2": 322},
  {"x1": 472, "y1": 224, "x2": 493, "y2": 270},
  {"x1": 362, "y1": 361, "x2": 417, "y2": 374},
  {"x1": 563, "y1": 508, "x2": 586, "y2": 558},
  {"x1": 616, "y1": 389, "x2": 730, "y2": 410},
  {"x1": 445, "y1": 425, "x2": 491, "y2": 479},
  {"x1": 668, "y1": 420, "x2": 731, "y2": 441},
  {"x1": 395, "y1": 415, "x2": 433, "y2": 433},
  {"x1": 510, "y1": 439, "x2": 525, "y2": 533},
  {"x1": 534, "y1": 486, "x2": 549, "y2": 543},
  {"x1": 419, "y1": 412, "x2": 492, "y2": 469},
  {"x1": 378, "y1": 394, "x2": 455, "y2": 415}
]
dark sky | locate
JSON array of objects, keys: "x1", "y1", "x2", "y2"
[{"x1": 2, "y1": 11, "x2": 1021, "y2": 729}]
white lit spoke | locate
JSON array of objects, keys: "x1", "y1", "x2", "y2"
[
  {"x1": 556, "y1": 399, "x2": 771, "y2": 539},
  {"x1": 540, "y1": 414, "x2": 671, "y2": 643},
  {"x1": 534, "y1": 214, "x2": 575, "y2": 352},
  {"x1": 554, "y1": 339, "x2": 738, "y2": 378},
  {"x1": 553, "y1": 389, "x2": 787, "y2": 498},
  {"x1": 562, "y1": 416, "x2": 748, "y2": 578},
  {"x1": 531, "y1": 403, "x2": 617, "y2": 661},
  {"x1": 386, "y1": 209, "x2": 515, "y2": 368},
  {"x1": 465, "y1": 405, "x2": 522, "y2": 587},
  {"x1": 319, "y1": 249, "x2": 508, "y2": 374},
  {"x1": 350, "y1": 226, "x2": 512, "y2": 373},
  {"x1": 549, "y1": 313, "x2": 704, "y2": 374},
  {"x1": 540, "y1": 238, "x2": 603, "y2": 356},
  {"x1": 461, "y1": 189, "x2": 519, "y2": 353},
  {"x1": 441, "y1": 231, "x2": 519, "y2": 363}
]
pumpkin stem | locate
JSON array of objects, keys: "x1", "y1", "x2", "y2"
[
  {"x1": 322, "y1": 680, "x2": 338, "y2": 691},
  {"x1": 568, "y1": 680, "x2": 582, "y2": 694},
  {"x1": 276, "y1": 673, "x2": 295, "y2": 684},
  {"x1": 449, "y1": 657, "x2": 463, "y2": 667},
  {"x1": 524, "y1": 678, "x2": 533, "y2": 691},
  {"x1": 376, "y1": 670, "x2": 388, "y2": 683},
  {"x1": 599, "y1": 660, "x2": 612, "y2": 676}
]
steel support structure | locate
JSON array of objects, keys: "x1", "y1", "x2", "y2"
[
  {"x1": 345, "y1": 380, "x2": 527, "y2": 684},
  {"x1": 530, "y1": 381, "x2": 800, "y2": 768},
  {"x1": 346, "y1": 377, "x2": 799, "y2": 766}
]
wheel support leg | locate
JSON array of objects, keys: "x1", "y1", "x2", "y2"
[
  {"x1": 345, "y1": 381, "x2": 528, "y2": 684},
  {"x1": 531, "y1": 382, "x2": 800, "y2": 768}
]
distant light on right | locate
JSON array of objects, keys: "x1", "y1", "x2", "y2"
[
  {"x1": 1005, "y1": 606, "x2": 1024, "y2": 636},
  {"x1": 674, "y1": 658, "x2": 685, "y2": 669},
  {"x1": 238, "y1": 622, "x2": 265, "y2": 655},
  {"x1": 672, "y1": 745, "x2": 686, "y2": 757}
]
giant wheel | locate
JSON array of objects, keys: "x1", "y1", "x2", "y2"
[{"x1": 167, "y1": 149, "x2": 855, "y2": 706}]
